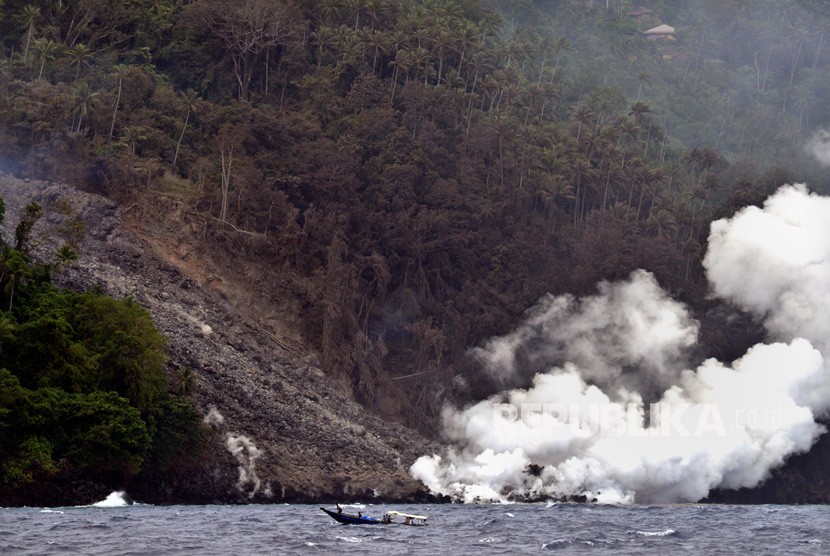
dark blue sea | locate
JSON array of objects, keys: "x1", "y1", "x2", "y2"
[{"x1": 1, "y1": 496, "x2": 827, "y2": 554}]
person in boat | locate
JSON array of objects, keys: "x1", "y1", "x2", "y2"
[
  {"x1": 336, "y1": 504, "x2": 342, "y2": 514},
  {"x1": 358, "y1": 512, "x2": 362, "y2": 518},
  {"x1": 381, "y1": 513, "x2": 391, "y2": 524},
  {"x1": 404, "y1": 516, "x2": 413, "y2": 525}
]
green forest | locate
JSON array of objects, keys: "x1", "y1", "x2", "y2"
[
  {"x1": 2, "y1": 0, "x2": 829, "y2": 432},
  {"x1": 0, "y1": 197, "x2": 204, "y2": 501}
]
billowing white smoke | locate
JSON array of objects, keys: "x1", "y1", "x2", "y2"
[
  {"x1": 411, "y1": 184, "x2": 830, "y2": 504},
  {"x1": 227, "y1": 434, "x2": 271, "y2": 499},
  {"x1": 706, "y1": 184, "x2": 830, "y2": 414},
  {"x1": 805, "y1": 129, "x2": 830, "y2": 166},
  {"x1": 472, "y1": 270, "x2": 698, "y2": 397},
  {"x1": 203, "y1": 407, "x2": 271, "y2": 499}
]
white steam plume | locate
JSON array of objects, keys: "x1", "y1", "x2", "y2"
[
  {"x1": 203, "y1": 407, "x2": 271, "y2": 498},
  {"x1": 227, "y1": 434, "x2": 271, "y2": 499},
  {"x1": 806, "y1": 129, "x2": 830, "y2": 166},
  {"x1": 412, "y1": 184, "x2": 830, "y2": 504},
  {"x1": 203, "y1": 406, "x2": 225, "y2": 427},
  {"x1": 472, "y1": 269, "x2": 698, "y2": 397}
]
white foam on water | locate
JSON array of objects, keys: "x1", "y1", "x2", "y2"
[
  {"x1": 91, "y1": 491, "x2": 131, "y2": 508},
  {"x1": 636, "y1": 529, "x2": 677, "y2": 537}
]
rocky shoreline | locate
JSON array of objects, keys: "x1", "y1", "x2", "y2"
[{"x1": 0, "y1": 173, "x2": 443, "y2": 506}]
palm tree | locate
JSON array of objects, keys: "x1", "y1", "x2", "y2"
[
  {"x1": 628, "y1": 101, "x2": 652, "y2": 127},
  {"x1": 636, "y1": 168, "x2": 665, "y2": 222},
  {"x1": 2, "y1": 249, "x2": 29, "y2": 312},
  {"x1": 488, "y1": 113, "x2": 517, "y2": 189},
  {"x1": 365, "y1": 29, "x2": 388, "y2": 75},
  {"x1": 173, "y1": 89, "x2": 199, "y2": 166},
  {"x1": 536, "y1": 176, "x2": 575, "y2": 215},
  {"x1": 332, "y1": 24, "x2": 358, "y2": 62},
  {"x1": 615, "y1": 117, "x2": 639, "y2": 168},
  {"x1": 0, "y1": 60, "x2": 11, "y2": 105},
  {"x1": 120, "y1": 126, "x2": 147, "y2": 155},
  {"x1": 32, "y1": 38, "x2": 59, "y2": 80},
  {"x1": 67, "y1": 43, "x2": 92, "y2": 82},
  {"x1": 409, "y1": 47, "x2": 431, "y2": 84},
  {"x1": 455, "y1": 23, "x2": 479, "y2": 74},
  {"x1": 363, "y1": 0, "x2": 386, "y2": 30},
  {"x1": 49, "y1": 244, "x2": 79, "y2": 274},
  {"x1": 109, "y1": 64, "x2": 127, "y2": 141},
  {"x1": 635, "y1": 71, "x2": 649, "y2": 100},
  {"x1": 311, "y1": 26, "x2": 336, "y2": 67},
  {"x1": 431, "y1": 26, "x2": 455, "y2": 85},
  {"x1": 571, "y1": 103, "x2": 593, "y2": 142},
  {"x1": 72, "y1": 81, "x2": 100, "y2": 134},
  {"x1": 624, "y1": 157, "x2": 647, "y2": 217},
  {"x1": 646, "y1": 208, "x2": 678, "y2": 240},
  {"x1": 21, "y1": 5, "x2": 41, "y2": 61},
  {"x1": 320, "y1": 0, "x2": 344, "y2": 26},
  {"x1": 503, "y1": 36, "x2": 522, "y2": 68},
  {"x1": 345, "y1": 0, "x2": 365, "y2": 31},
  {"x1": 538, "y1": 81, "x2": 561, "y2": 121},
  {"x1": 600, "y1": 157, "x2": 625, "y2": 213},
  {"x1": 389, "y1": 48, "x2": 413, "y2": 101},
  {"x1": 792, "y1": 85, "x2": 813, "y2": 136},
  {"x1": 551, "y1": 36, "x2": 571, "y2": 68},
  {"x1": 0, "y1": 313, "x2": 16, "y2": 355},
  {"x1": 569, "y1": 154, "x2": 599, "y2": 228}
]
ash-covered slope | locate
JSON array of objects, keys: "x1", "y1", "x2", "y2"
[{"x1": 0, "y1": 173, "x2": 438, "y2": 505}]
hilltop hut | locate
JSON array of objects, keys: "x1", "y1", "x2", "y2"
[{"x1": 643, "y1": 24, "x2": 676, "y2": 40}]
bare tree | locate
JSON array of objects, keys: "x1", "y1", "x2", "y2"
[
  {"x1": 215, "y1": 126, "x2": 239, "y2": 222},
  {"x1": 192, "y1": 0, "x2": 299, "y2": 101}
]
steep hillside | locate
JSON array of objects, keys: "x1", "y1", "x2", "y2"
[
  {"x1": 0, "y1": 172, "x2": 439, "y2": 505},
  {"x1": 2, "y1": 0, "x2": 830, "y2": 506}
]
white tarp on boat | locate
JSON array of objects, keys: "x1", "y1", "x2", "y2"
[{"x1": 387, "y1": 510, "x2": 428, "y2": 520}]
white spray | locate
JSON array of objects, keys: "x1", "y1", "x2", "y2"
[
  {"x1": 411, "y1": 184, "x2": 830, "y2": 504},
  {"x1": 226, "y1": 434, "x2": 271, "y2": 499},
  {"x1": 203, "y1": 407, "x2": 271, "y2": 499}
]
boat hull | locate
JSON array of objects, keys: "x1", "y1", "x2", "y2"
[{"x1": 320, "y1": 507, "x2": 382, "y2": 525}]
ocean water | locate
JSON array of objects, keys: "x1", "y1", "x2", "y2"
[{"x1": 1, "y1": 495, "x2": 827, "y2": 555}]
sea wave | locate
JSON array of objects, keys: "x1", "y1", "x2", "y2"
[{"x1": 635, "y1": 529, "x2": 678, "y2": 537}]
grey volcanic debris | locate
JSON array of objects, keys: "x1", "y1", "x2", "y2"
[{"x1": 0, "y1": 173, "x2": 438, "y2": 504}]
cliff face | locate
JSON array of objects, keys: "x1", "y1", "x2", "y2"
[{"x1": 0, "y1": 173, "x2": 439, "y2": 505}]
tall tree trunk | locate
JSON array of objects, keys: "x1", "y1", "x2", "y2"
[
  {"x1": 173, "y1": 109, "x2": 190, "y2": 166},
  {"x1": 109, "y1": 74, "x2": 122, "y2": 141},
  {"x1": 602, "y1": 167, "x2": 611, "y2": 212},
  {"x1": 264, "y1": 48, "x2": 270, "y2": 96},
  {"x1": 390, "y1": 66, "x2": 398, "y2": 102},
  {"x1": 437, "y1": 50, "x2": 444, "y2": 85},
  {"x1": 784, "y1": 40, "x2": 803, "y2": 112},
  {"x1": 813, "y1": 31, "x2": 824, "y2": 68},
  {"x1": 220, "y1": 148, "x2": 233, "y2": 222}
]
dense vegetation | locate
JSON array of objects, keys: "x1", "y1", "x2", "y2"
[
  {"x1": 1, "y1": 0, "x2": 828, "y2": 428},
  {"x1": 0, "y1": 198, "x2": 204, "y2": 498}
]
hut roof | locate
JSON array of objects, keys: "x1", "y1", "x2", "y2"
[{"x1": 643, "y1": 24, "x2": 676, "y2": 35}]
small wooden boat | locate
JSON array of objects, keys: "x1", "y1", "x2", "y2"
[
  {"x1": 320, "y1": 507, "x2": 382, "y2": 525},
  {"x1": 320, "y1": 507, "x2": 429, "y2": 526}
]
